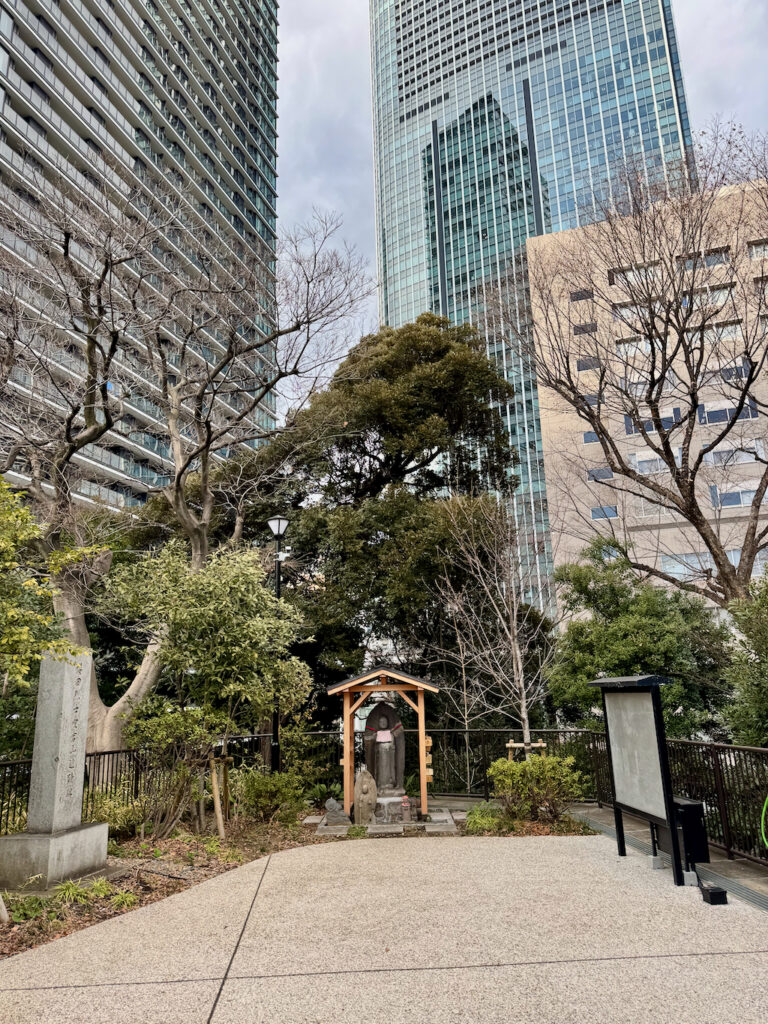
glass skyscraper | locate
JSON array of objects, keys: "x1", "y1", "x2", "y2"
[{"x1": 370, "y1": 0, "x2": 692, "y2": 598}]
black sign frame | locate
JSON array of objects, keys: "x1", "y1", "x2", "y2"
[{"x1": 588, "y1": 675, "x2": 684, "y2": 886}]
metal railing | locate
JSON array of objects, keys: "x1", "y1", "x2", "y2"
[{"x1": 2, "y1": 730, "x2": 766, "y2": 865}]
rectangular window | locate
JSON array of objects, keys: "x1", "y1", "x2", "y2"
[
  {"x1": 710, "y1": 485, "x2": 764, "y2": 509},
  {"x1": 588, "y1": 467, "x2": 613, "y2": 481},
  {"x1": 625, "y1": 408, "x2": 681, "y2": 435},
  {"x1": 583, "y1": 431, "x2": 599, "y2": 444},
  {"x1": 697, "y1": 398, "x2": 758, "y2": 425},
  {"x1": 661, "y1": 551, "x2": 714, "y2": 581},
  {"x1": 574, "y1": 322, "x2": 597, "y2": 336},
  {"x1": 570, "y1": 288, "x2": 593, "y2": 302},
  {"x1": 577, "y1": 356, "x2": 600, "y2": 371},
  {"x1": 679, "y1": 249, "x2": 729, "y2": 271},
  {"x1": 591, "y1": 505, "x2": 618, "y2": 520},
  {"x1": 616, "y1": 337, "x2": 652, "y2": 359},
  {"x1": 749, "y1": 241, "x2": 768, "y2": 260},
  {"x1": 701, "y1": 440, "x2": 764, "y2": 466}
]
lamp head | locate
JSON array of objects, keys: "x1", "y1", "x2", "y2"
[{"x1": 267, "y1": 516, "x2": 289, "y2": 538}]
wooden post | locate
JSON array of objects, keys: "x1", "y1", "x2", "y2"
[
  {"x1": 417, "y1": 688, "x2": 428, "y2": 817},
  {"x1": 343, "y1": 690, "x2": 353, "y2": 815}
]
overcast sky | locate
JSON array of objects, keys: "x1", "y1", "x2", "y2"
[{"x1": 277, "y1": 0, "x2": 768, "y2": 306}]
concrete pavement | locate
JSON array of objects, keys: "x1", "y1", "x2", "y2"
[{"x1": 1, "y1": 834, "x2": 767, "y2": 1023}]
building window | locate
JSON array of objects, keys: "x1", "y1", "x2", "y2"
[
  {"x1": 697, "y1": 398, "x2": 758, "y2": 425},
  {"x1": 574, "y1": 322, "x2": 597, "y2": 336},
  {"x1": 625, "y1": 408, "x2": 681, "y2": 435},
  {"x1": 628, "y1": 449, "x2": 680, "y2": 475},
  {"x1": 570, "y1": 288, "x2": 593, "y2": 302},
  {"x1": 577, "y1": 356, "x2": 600, "y2": 371},
  {"x1": 29, "y1": 81, "x2": 50, "y2": 104},
  {"x1": 23, "y1": 114, "x2": 46, "y2": 136},
  {"x1": 710, "y1": 485, "x2": 764, "y2": 509},
  {"x1": 701, "y1": 440, "x2": 764, "y2": 466},
  {"x1": 749, "y1": 241, "x2": 768, "y2": 260},
  {"x1": 583, "y1": 431, "x2": 599, "y2": 444},
  {"x1": 36, "y1": 14, "x2": 56, "y2": 37},
  {"x1": 591, "y1": 505, "x2": 618, "y2": 520},
  {"x1": 588, "y1": 467, "x2": 613, "y2": 481}
]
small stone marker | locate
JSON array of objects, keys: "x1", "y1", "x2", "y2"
[
  {"x1": 324, "y1": 797, "x2": 351, "y2": 825},
  {"x1": 354, "y1": 770, "x2": 377, "y2": 825},
  {"x1": 0, "y1": 653, "x2": 108, "y2": 889}
]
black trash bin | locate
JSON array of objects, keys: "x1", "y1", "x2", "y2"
[{"x1": 655, "y1": 796, "x2": 710, "y2": 872}]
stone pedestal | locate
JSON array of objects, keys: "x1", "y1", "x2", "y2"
[
  {"x1": 375, "y1": 795, "x2": 407, "y2": 823},
  {"x1": 0, "y1": 824, "x2": 108, "y2": 890},
  {"x1": 0, "y1": 653, "x2": 108, "y2": 890}
]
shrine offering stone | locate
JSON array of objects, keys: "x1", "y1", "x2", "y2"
[
  {"x1": 324, "y1": 797, "x2": 351, "y2": 825},
  {"x1": 0, "y1": 653, "x2": 108, "y2": 889}
]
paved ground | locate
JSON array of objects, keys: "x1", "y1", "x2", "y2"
[
  {"x1": 575, "y1": 802, "x2": 768, "y2": 903},
  {"x1": 1, "y1": 834, "x2": 768, "y2": 1023}
]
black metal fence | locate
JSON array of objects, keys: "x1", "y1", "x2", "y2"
[
  {"x1": 0, "y1": 757, "x2": 30, "y2": 834},
  {"x1": 2, "y1": 729, "x2": 767, "y2": 866}
]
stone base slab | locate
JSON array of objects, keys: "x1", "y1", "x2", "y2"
[{"x1": 0, "y1": 823, "x2": 109, "y2": 890}]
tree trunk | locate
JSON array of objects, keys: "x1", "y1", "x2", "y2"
[
  {"x1": 210, "y1": 757, "x2": 226, "y2": 840},
  {"x1": 54, "y1": 586, "x2": 164, "y2": 752},
  {"x1": 520, "y1": 699, "x2": 532, "y2": 761}
]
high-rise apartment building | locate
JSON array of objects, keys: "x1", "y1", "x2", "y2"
[
  {"x1": 0, "y1": 0, "x2": 278, "y2": 507},
  {"x1": 370, "y1": 0, "x2": 692, "y2": 597}
]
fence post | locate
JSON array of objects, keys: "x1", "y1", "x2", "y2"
[
  {"x1": 589, "y1": 732, "x2": 602, "y2": 807},
  {"x1": 481, "y1": 730, "x2": 489, "y2": 801},
  {"x1": 710, "y1": 745, "x2": 734, "y2": 860}
]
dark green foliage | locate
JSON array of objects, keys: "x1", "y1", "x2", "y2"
[
  {"x1": 487, "y1": 755, "x2": 583, "y2": 823},
  {"x1": 262, "y1": 313, "x2": 515, "y2": 504},
  {"x1": 229, "y1": 766, "x2": 305, "y2": 823},
  {"x1": 122, "y1": 697, "x2": 221, "y2": 839},
  {"x1": 727, "y1": 574, "x2": 768, "y2": 747},
  {"x1": 550, "y1": 542, "x2": 733, "y2": 737},
  {"x1": 305, "y1": 782, "x2": 343, "y2": 809}
]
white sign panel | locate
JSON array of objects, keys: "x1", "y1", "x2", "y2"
[{"x1": 604, "y1": 690, "x2": 667, "y2": 821}]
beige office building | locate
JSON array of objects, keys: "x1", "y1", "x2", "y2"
[{"x1": 527, "y1": 183, "x2": 768, "y2": 598}]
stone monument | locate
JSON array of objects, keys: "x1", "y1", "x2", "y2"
[
  {"x1": 0, "y1": 653, "x2": 108, "y2": 889},
  {"x1": 353, "y1": 769, "x2": 377, "y2": 825},
  {"x1": 364, "y1": 703, "x2": 407, "y2": 821}
]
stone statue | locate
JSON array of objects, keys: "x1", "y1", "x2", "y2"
[
  {"x1": 324, "y1": 797, "x2": 351, "y2": 825},
  {"x1": 354, "y1": 769, "x2": 377, "y2": 825},
  {"x1": 363, "y1": 702, "x2": 405, "y2": 796}
]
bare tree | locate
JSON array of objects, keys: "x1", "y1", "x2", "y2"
[
  {"x1": 0, "y1": 164, "x2": 370, "y2": 749},
  {"x1": 492, "y1": 131, "x2": 768, "y2": 607},
  {"x1": 428, "y1": 496, "x2": 556, "y2": 757}
]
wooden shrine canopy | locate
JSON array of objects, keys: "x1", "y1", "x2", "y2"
[{"x1": 328, "y1": 666, "x2": 439, "y2": 816}]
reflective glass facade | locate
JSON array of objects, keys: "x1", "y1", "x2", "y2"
[{"x1": 371, "y1": 0, "x2": 692, "y2": 598}]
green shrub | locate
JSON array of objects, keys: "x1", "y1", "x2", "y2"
[
  {"x1": 305, "y1": 782, "x2": 342, "y2": 809},
  {"x1": 487, "y1": 754, "x2": 583, "y2": 823},
  {"x1": 84, "y1": 788, "x2": 146, "y2": 838},
  {"x1": 229, "y1": 766, "x2": 304, "y2": 823},
  {"x1": 465, "y1": 802, "x2": 514, "y2": 835},
  {"x1": 347, "y1": 825, "x2": 367, "y2": 838}
]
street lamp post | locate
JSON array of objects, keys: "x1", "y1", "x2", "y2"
[{"x1": 267, "y1": 516, "x2": 289, "y2": 772}]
